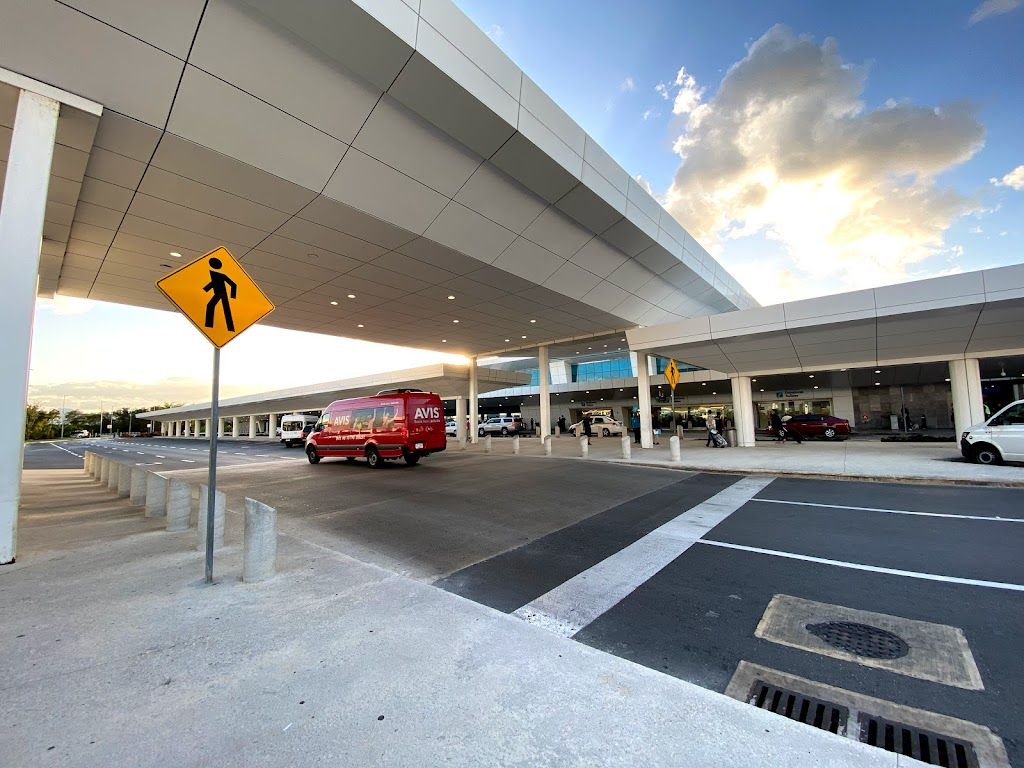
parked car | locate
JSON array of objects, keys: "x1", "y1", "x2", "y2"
[
  {"x1": 569, "y1": 415, "x2": 623, "y2": 437},
  {"x1": 74, "y1": 430, "x2": 90, "y2": 438},
  {"x1": 445, "y1": 420, "x2": 458, "y2": 437},
  {"x1": 478, "y1": 416, "x2": 525, "y2": 436},
  {"x1": 780, "y1": 414, "x2": 850, "y2": 439},
  {"x1": 961, "y1": 399, "x2": 1024, "y2": 465}
]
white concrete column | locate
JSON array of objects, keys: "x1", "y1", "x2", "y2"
[
  {"x1": 204, "y1": 418, "x2": 212, "y2": 438},
  {"x1": 248, "y1": 414, "x2": 258, "y2": 440},
  {"x1": 949, "y1": 358, "x2": 984, "y2": 438},
  {"x1": 469, "y1": 357, "x2": 479, "y2": 444},
  {"x1": 217, "y1": 418, "x2": 226, "y2": 438},
  {"x1": 268, "y1": 413, "x2": 278, "y2": 440},
  {"x1": 0, "y1": 89, "x2": 60, "y2": 565},
  {"x1": 637, "y1": 353, "x2": 653, "y2": 448},
  {"x1": 183, "y1": 420, "x2": 191, "y2": 438},
  {"x1": 729, "y1": 374, "x2": 756, "y2": 448},
  {"x1": 538, "y1": 345, "x2": 551, "y2": 437},
  {"x1": 231, "y1": 416, "x2": 240, "y2": 438},
  {"x1": 162, "y1": 422, "x2": 169, "y2": 436},
  {"x1": 455, "y1": 396, "x2": 467, "y2": 443}
]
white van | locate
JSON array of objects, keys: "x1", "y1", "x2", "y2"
[
  {"x1": 960, "y1": 399, "x2": 1024, "y2": 465},
  {"x1": 280, "y1": 413, "x2": 319, "y2": 447}
]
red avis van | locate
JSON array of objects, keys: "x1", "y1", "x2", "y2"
[{"x1": 305, "y1": 389, "x2": 447, "y2": 468}]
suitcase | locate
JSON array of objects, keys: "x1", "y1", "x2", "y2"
[{"x1": 712, "y1": 431, "x2": 727, "y2": 448}]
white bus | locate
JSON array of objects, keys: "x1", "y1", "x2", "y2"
[{"x1": 280, "y1": 413, "x2": 319, "y2": 447}]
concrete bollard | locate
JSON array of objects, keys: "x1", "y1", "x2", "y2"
[
  {"x1": 580, "y1": 436, "x2": 589, "y2": 458},
  {"x1": 117, "y1": 463, "x2": 131, "y2": 498},
  {"x1": 107, "y1": 461, "x2": 120, "y2": 491},
  {"x1": 670, "y1": 435, "x2": 681, "y2": 462},
  {"x1": 198, "y1": 484, "x2": 226, "y2": 552},
  {"x1": 129, "y1": 467, "x2": 147, "y2": 507},
  {"x1": 83, "y1": 452, "x2": 92, "y2": 476},
  {"x1": 88, "y1": 452, "x2": 98, "y2": 478},
  {"x1": 512, "y1": 435, "x2": 520, "y2": 455},
  {"x1": 621, "y1": 436, "x2": 631, "y2": 460},
  {"x1": 458, "y1": 436, "x2": 466, "y2": 450},
  {"x1": 145, "y1": 474, "x2": 168, "y2": 518},
  {"x1": 98, "y1": 457, "x2": 109, "y2": 485},
  {"x1": 543, "y1": 435, "x2": 552, "y2": 456},
  {"x1": 243, "y1": 498, "x2": 277, "y2": 583},
  {"x1": 484, "y1": 435, "x2": 492, "y2": 454},
  {"x1": 555, "y1": 426, "x2": 561, "y2": 438},
  {"x1": 166, "y1": 479, "x2": 191, "y2": 532}
]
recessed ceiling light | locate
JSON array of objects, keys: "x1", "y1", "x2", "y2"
[
  {"x1": 452, "y1": 319, "x2": 459, "y2": 323},
  {"x1": 330, "y1": 301, "x2": 338, "y2": 306},
  {"x1": 521, "y1": 335, "x2": 526, "y2": 339},
  {"x1": 808, "y1": 374, "x2": 815, "y2": 378},
  {"x1": 603, "y1": 344, "x2": 607, "y2": 347},
  {"x1": 874, "y1": 382, "x2": 880, "y2": 386},
  {"x1": 447, "y1": 295, "x2": 456, "y2": 300},
  {"x1": 813, "y1": 385, "x2": 819, "y2": 389},
  {"x1": 875, "y1": 369, "x2": 881, "y2": 374},
  {"x1": 169, "y1": 252, "x2": 182, "y2": 258},
  {"x1": 530, "y1": 319, "x2": 537, "y2": 323},
  {"x1": 701, "y1": 382, "x2": 706, "y2": 386},
  {"x1": 504, "y1": 338, "x2": 510, "y2": 342},
  {"x1": 752, "y1": 378, "x2": 757, "y2": 382},
  {"x1": 621, "y1": 338, "x2": 626, "y2": 341},
  {"x1": 442, "y1": 339, "x2": 447, "y2": 343},
  {"x1": 840, "y1": 368, "x2": 847, "y2": 372},
  {"x1": 570, "y1": 400, "x2": 574, "y2": 403},
  {"x1": 588, "y1": 347, "x2": 592, "y2": 350},
  {"x1": 619, "y1": 388, "x2": 623, "y2": 391},
  {"x1": 760, "y1": 389, "x2": 764, "y2": 392},
  {"x1": 357, "y1": 324, "x2": 364, "y2": 328},
  {"x1": 347, "y1": 294, "x2": 355, "y2": 299},
  {"x1": 944, "y1": 377, "x2": 950, "y2": 382}
]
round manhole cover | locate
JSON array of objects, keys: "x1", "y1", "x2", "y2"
[{"x1": 805, "y1": 621, "x2": 909, "y2": 659}]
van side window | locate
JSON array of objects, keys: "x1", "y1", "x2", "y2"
[
  {"x1": 352, "y1": 408, "x2": 374, "y2": 430},
  {"x1": 376, "y1": 406, "x2": 396, "y2": 430}
]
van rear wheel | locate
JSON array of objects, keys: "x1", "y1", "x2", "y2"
[
  {"x1": 366, "y1": 445, "x2": 381, "y2": 468},
  {"x1": 404, "y1": 452, "x2": 420, "y2": 466},
  {"x1": 306, "y1": 446, "x2": 320, "y2": 464}
]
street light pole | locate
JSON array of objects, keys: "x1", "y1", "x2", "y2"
[{"x1": 60, "y1": 394, "x2": 66, "y2": 439}]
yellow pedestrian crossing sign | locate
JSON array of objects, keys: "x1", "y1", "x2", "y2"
[
  {"x1": 665, "y1": 359, "x2": 680, "y2": 390},
  {"x1": 156, "y1": 247, "x2": 274, "y2": 348}
]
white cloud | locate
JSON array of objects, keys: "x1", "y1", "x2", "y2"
[
  {"x1": 656, "y1": 66, "x2": 705, "y2": 116},
  {"x1": 969, "y1": 0, "x2": 1022, "y2": 24},
  {"x1": 991, "y1": 164, "x2": 1024, "y2": 190},
  {"x1": 660, "y1": 25, "x2": 985, "y2": 303},
  {"x1": 620, "y1": 77, "x2": 636, "y2": 92},
  {"x1": 485, "y1": 24, "x2": 504, "y2": 42},
  {"x1": 642, "y1": 107, "x2": 660, "y2": 121}
]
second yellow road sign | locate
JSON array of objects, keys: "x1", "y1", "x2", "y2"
[
  {"x1": 665, "y1": 359, "x2": 680, "y2": 390},
  {"x1": 156, "y1": 247, "x2": 274, "y2": 348}
]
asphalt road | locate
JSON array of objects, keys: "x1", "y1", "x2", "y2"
[{"x1": 26, "y1": 437, "x2": 1024, "y2": 764}]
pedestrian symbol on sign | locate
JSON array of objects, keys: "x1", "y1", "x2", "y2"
[{"x1": 203, "y1": 257, "x2": 238, "y2": 332}]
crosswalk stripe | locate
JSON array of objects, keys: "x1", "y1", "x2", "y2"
[{"x1": 512, "y1": 476, "x2": 775, "y2": 637}]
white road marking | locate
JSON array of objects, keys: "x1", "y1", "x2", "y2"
[
  {"x1": 155, "y1": 455, "x2": 165, "y2": 459},
  {"x1": 751, "y1": 498, "x2": 1023, "y2": 523},
  {"x1": 46, "y1": 443, "x2": 83, "y2": 458},
  {"x1": 512, "y1": 476, "x2": 776, "y2": 637},
  {"x1": 697, "y1": 539, "x2": 1024, "y2": 592},
  {"x1": 137, "y1": 462, "x2": 163, "y2": 466},
  {"x1": 181, "y1": 459, "x2": 196, "y2": 463}
]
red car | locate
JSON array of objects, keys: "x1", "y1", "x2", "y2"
[{"x1": 782, "y1": 414, "x2": 851, "y2": 439}]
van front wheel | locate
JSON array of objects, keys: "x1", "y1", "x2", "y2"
[
  {"x1": 306, "y1": 446, "x2": 320, "y2": 464},
  {"x1": 366, "y1": 445, "x2": 381, "y2": 468}
]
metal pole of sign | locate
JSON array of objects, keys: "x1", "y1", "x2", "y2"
[
  {"x1": 205, "y1": 346, "x2": 220, "y2": 583},
  {"x1": 670, "y1": 388, "x2": 675, "y2": 435}
]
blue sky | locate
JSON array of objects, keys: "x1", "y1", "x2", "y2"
[
  {"x1": 28, "y1": 0, "x2": 1024, "y2": 409},
  {"x1": 456, "y1": 0, "x2": 1023, "y2": 293}
]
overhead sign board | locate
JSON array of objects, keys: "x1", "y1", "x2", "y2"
[
  {"x1": 665, "y1": 359, "x2": 680, "y2": 390},
  {"x1": 156, "y1": 247, "x2": 274, "y2": 348}
]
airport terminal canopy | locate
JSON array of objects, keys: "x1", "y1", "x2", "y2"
[
  {"x1": 2, "y1": 0, "x2": 756, "y2": 361},
  {"x1": 626, "y1": 267, "x2": 1024, "y2": 375},
  {"x1": 144, "y1": 363, "x2": 531, "y2": 421}
]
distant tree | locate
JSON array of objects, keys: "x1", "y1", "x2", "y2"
[{"x1": 25, "y1": 404, "x2": 60, "y2": 441}]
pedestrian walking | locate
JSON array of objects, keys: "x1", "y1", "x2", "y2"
[
  {"x1": 557, "y1": 415, "x2": 566, "y2": 434},
  {"x1": 770, "y1": 409, "x2": 785, "y2": 442},
  {"x1": 582, "y1": 414, "x2": 593, "y2": 445},
  {"x1": 631, "y1": 411, "x2": 641, "y2": 444},
  {"x1": 705, "y1": 412, "x2": 717, "y2": 447}
]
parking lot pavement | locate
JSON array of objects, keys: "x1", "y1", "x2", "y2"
[{"x1": 4, "y1": 469, "x2": 902, "y2": 768}]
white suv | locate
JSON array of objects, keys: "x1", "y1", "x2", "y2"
[
  {"x1": 960, "y1": 399, "x2": 1024, "y2": 465},
  {"x1": 569, "y1": 415, "x2": 623, "y2": 437}
]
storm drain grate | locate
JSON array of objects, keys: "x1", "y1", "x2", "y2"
[
  {"x1": 860, "y1": 714, "x2": 980, "y2": 768},
  {"x1": 805, "y1": 621, "x2": 909, "y2": 659},
  {"x1": 748, "y1": 681, "x2": 848, "y2": 734}
]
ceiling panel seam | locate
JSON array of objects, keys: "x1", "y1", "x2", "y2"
[
  {"x1": 52, "y1": 0, "x2": 194, "y2": 63},
  {"x1": 82, "y1": 0, "x2": 210, "y2": 299}
]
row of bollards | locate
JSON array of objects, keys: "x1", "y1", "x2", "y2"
[
  {"x1": 82, "y1": 451, "x2": 277, "y2": 582},
  {"x1": 453, "y1": 431, "x2": 684, "y2": 463}
]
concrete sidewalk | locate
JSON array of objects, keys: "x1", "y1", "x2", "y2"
[
  {"x1": 463, "y1": 433, "x2": 1024, "y2": 486},
  {"x1": 1, "y1": 470, "x2": 919, "y2": 768}
]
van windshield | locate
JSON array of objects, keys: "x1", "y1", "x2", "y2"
[{"x1": 282, "y1": 420, "x2": 304, "y2": 431}]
